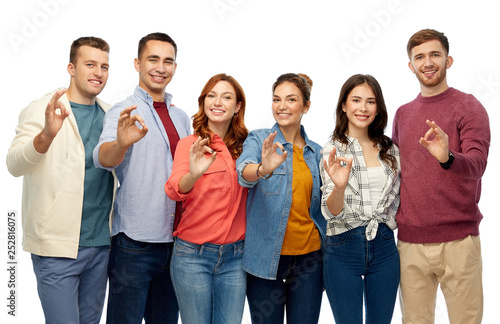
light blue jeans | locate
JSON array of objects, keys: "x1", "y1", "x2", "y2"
[
  {"x1": 31, "y1": 246, "x2": 109, "y2": 324},
  {"x1": 170, "y1": 238, "x2": 246, "y2": 324}
]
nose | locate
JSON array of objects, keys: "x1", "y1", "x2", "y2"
[
  {"x1": 155, "y1": 62, "x2": 166, "y2": 73},
  {"x1": 214, "y1": 96, "x2": 222, "y2": 106},
  {"x1": 424, "y1": 55, "x2": 434, "y2": 67},
  {"x1": 93, "y1": 65, "x2": 103, "y2": 77}
]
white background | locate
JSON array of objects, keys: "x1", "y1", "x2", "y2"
[{"x1": 1, "y1": 0, "x2": 498, "y2": 323}]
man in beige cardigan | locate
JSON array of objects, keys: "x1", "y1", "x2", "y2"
[{"x1": 6, "y1": 36, "x2": 115, "y2": 324}]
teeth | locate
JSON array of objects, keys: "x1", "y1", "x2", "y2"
[
  {"x1": 90, "y1": 80, "x2": 101, "y2": 84},
  {"x1": 212, "y1": 109, "x2": 224, "y2": 113}
]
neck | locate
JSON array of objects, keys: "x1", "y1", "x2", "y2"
[
  {"x1": 346, "y1": 128, "x2": 374, "y2": 146},
  {"x1": 420, "y1": 80, "x2": 449, "y2": 97},
  {"x1": 279, "y1": 124, "x2": 304, "y2": 147},
  {"x1": 66, "y1": 86, "x2": 96, "y2": 105},
  {"x1": 208, "y1": 121, "x2": 230, "y2": 141}
]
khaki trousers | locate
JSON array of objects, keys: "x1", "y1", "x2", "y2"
[{"x1": 398, "y1": 236, "x2": 483, "y2": 324}]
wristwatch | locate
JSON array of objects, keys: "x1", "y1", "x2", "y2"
[{"x1": 439, "y1": 150, "x2": 455, "y2": 170}]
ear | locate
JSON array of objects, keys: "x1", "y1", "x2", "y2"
[
  {"x1": 408, "y1": 61, "x2": 416, "y2": 74},
  {"x1": 134, "y1": 58, "x2": 140, "y2": 72},
  {"x1": 342, "y1": 103, "x2": 347, "y2": 112},
  {"x1": 303, "y1": 101, "x2": 311, "y2": 114},
  {"x1": 234, "y1": 102, "x2": 242, "y2": 114},
  {"x1": 446, "y1": 55, "x2": 454, "y2": 69},
  {"x1": 67, "y1": 63, "x2": 75, "y2": 77}
]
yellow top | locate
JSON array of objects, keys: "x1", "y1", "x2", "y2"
[{"x1": 281, "y1": 145, "x2": 321, "y2": 255}]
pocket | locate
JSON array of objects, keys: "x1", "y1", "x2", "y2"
[
  {"x1": 202, "y1": 164, "x2": 227, "y2": 192},
  {"x1": 379, "y1": 224, "x2": 395, "y2": 240},
  {"x1": 326, "y1": 231, "x2": 350, "y2": 248},
  {"x1": 117, "y1": 233, "x2": 151, "y2": 252},
  {"x1": 255, "y1": 164, "x2": 286, "y2": 196},
  {"x1": 174, "y1": 240, "x2": 198, "y2": 256}
]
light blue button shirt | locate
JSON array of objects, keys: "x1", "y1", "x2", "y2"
[{"x1": 93, "y1": 86, "x2": 191, "y2": 243}]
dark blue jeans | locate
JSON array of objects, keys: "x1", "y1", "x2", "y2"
[
  {"x1": 323, "y1": 223, "x2": 400, "y2": 324},
  {"x1": 246, "y1": 249, "x2": 323, "y2": 324},
  {"x1": 106, "y1": 233, "x2": 179, "y2": 324}
]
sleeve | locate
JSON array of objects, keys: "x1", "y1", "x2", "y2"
[
  {"x1": 450, "y1": 95, "x2": 490, "y2": 179},
  {"x1": 236, "y1": 131, "x2": 262, "y2": 188},
  {"x1": 92, "y1": 103, "x2": 123, "y2": 171},
  {"x1": 6, "y1": 98, "x2": 49, "y2": 177},
  {"x1": 165, "y1": 136, "x2": 193, "y2": 201},
  {"x1": 391, "y1": 109, "x2": 400, "y2": 147},
  {"x1": 319, "y1": 142, "x2": 345, "y2": 221}
]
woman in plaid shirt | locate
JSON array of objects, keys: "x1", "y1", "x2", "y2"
[{"x1": 320, "y1": 74, "x2": 401, "y2": 324}]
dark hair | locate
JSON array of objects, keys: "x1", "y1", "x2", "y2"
[
  {"x1": 332, "y1": 74, "x2": 397, "y2": 171},
  {"x1": 138, "y1": 32, "x2": 177, "y2": 59},
  {"x1": 272, "y1": 73, "x2": 313, "y2": 106},
  {"x1": 192, "y1": 73, "x2": 248, "y2": 160},
  {"x1": 69, "y1": 36, "x2": 109, "y2": 64},
  {"x1": 407, "y1": 29, "x2": 449, "y2": 58}
]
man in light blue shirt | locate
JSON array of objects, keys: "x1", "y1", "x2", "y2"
[{"x1": 93, "y1": 32, "x2": 190, "y2": 324}]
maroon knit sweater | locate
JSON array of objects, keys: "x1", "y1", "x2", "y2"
[{"x1": 392, "y1": 87, "x2": 490, "y2": 243}]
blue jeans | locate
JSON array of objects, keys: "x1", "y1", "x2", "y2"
[
  {"x1": 106, "y1": 233, "x2": 178, "y2": 324},
  {"x1": 323, "y1": 223, "x2": 400, "y2": 324},
  {"x1": 31, "y1": 246, "x2": 109, "y2": 324},
  {"x1": 246, "y1": 249, "x2": 323, "y2": 324},
  {"x1": 170, "y1": 238, "x2": 246, "y2": 324}
]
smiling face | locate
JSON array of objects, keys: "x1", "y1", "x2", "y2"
[
  {"x1": 342, "y1": 83, "x2": 378, "y2": 137},
  {"x1": 204, "y1": 80, "x2": 241, "y2": 135},
  {"x1": 67, "y1": 45, "x2": 109, "y2": 104},
  {"x1": 408, "y1": 39, "x2": 453, "y2": 96},
  {"x1": 272, "y1": 81, "x2": 310, "y2": 130},
  {"x1": 134, "y1": 40, "x2": 177, "y2": 101}
]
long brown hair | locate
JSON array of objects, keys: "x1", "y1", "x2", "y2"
[
  {"x1": 332, "y1": 74, "x2": 397, "y2": 170},
  {"x1": 192, "y1": 73, "x2": 248, "y2": 159}
]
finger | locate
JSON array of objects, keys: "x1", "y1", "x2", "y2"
[
  {"x1": 120, "y1": 105, "x2": 138, "y2": 116},
  {"x1": 328, "y1": 147, "x2": 336, "y2": 166},
  {"x1": 422, "y1": 127, "x2": 436, "y2": 141},
  {"x1": 48, "y1": 89, "x2": 67, "y2": 107},
  {"x1": 199, "y1": 137, "x2": 211, "y2": 147},
  {"x1": 130, "y1": 114, "x2": 147, "y2": 128},
  {"x1": 419, "y1": 137, "x2": 429, "y2": 148}
]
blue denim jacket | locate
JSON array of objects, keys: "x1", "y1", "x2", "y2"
[{"x1": 236, "y1": 123, "x2": 326, "y2": 280}]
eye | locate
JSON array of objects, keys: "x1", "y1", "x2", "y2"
[
  {"x1": 102, "y1": 66, "x2": 109, "y2": 71},
  {"x1": 207, "y1": 94, "x2": 215, "y2": 98},
  {"x1": 149, "y1": 59, "x2": 157, "y2": 63},
  {"x1": 368, "y1": 100, "x2": 376, "y2": 105},
  {"x1": 273, "y1": 98, "x2": 280, "y2": 102},
  {"x1": 223, "y1": 96, "x2": 232, "y2": 100}
]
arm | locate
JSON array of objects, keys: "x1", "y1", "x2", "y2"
[
  {"x1": 177, "y1": 137, "x2": 217, "y2": 194},
  {"x1": 7, "y1": 89, "x2": 69, "y2": 177},
  {"x1": 98, "y1": 105, "x2": 148, "y2": 168},
  {"x1": 241, "y1": 131, "x2": 287, "y2": 182},
  {"x1": 322, "y1": 146, "x2": 353, "y2": 216}
]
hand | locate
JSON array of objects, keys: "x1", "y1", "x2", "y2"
[
  {"x1": 260, "y1": 131, "x2": 287, "y2": 176},
  {"x1": 116, "y1": 105, "x2": 148, "y2": 149},
  {"x1": 323, "y1": 146, "x2": 353, "y2": 190},
  {"x1": 188, "y1": 137, "x2": 217, "y2": 181},
  {"x1": 419, "y1": 120, "x2": 449, "y2": 163},
  {"x1": 42, "y1": 89, "x2": 69, "y2": 140}
]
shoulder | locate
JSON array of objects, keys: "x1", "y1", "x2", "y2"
[{"x1": 247, "y1": 128, "x2": 272, "y2": 141}]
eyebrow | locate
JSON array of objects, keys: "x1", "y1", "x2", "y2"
[
  {"x1": 146, "y1": 55, "x2": 175, "y2": 61},
  {"x1": 209, "y1": 90, "x2": 235, "y2": 96},
  {"x1": 351, "y1": 95, "x2": 376, "y2": 100}
]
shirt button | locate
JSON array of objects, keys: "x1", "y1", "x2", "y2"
[{"x1": 170, "y1": 214, "x2": 174, "y2": 217}]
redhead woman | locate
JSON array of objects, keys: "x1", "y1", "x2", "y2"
[
  {"x1": 165, "y1": 73, "x2": 248, "y2": 324},
  {"x1": 321, "y1": 74, "x2": 400, "y2": 324},
  {"x1": 236, "y1": 73, "x2": 326, "y2": 324}
]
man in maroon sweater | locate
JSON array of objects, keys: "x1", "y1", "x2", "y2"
[{"x1": 392, "y1": 29, "x2": 490, "y2": 324}]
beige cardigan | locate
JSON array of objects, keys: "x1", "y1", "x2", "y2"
[{"x1": 6, "y1": 88, "x2": 115, "y2": 259}]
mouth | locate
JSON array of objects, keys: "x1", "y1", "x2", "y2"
[
  {"x1": 88, "y1": 79, "x2": 102, "y2": 85},
  {"x1": 210, "y1": 109, "x2": 226, "y2": 114},
  {"x1": 150, "y1": 75, "x2": 167, "y2": 82},
  {"x1": 354, "y1": 114, "x2": 370, "y2": 121},
  {"x1": 422, "y1": 69, "x2": 437, "y2": 77}
]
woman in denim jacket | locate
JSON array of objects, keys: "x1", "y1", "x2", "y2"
[{"x1": 236, "y1": 73, "x2": 326, "y2": 324}]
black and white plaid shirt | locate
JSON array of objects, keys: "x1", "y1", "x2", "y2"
[{"x1": 319, "y1": 137, "x2": 401, "y2": 240}]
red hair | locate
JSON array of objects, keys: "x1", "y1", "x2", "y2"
[{"x1": 192, "y1": 73, "x2": 248, "y2": 159}]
